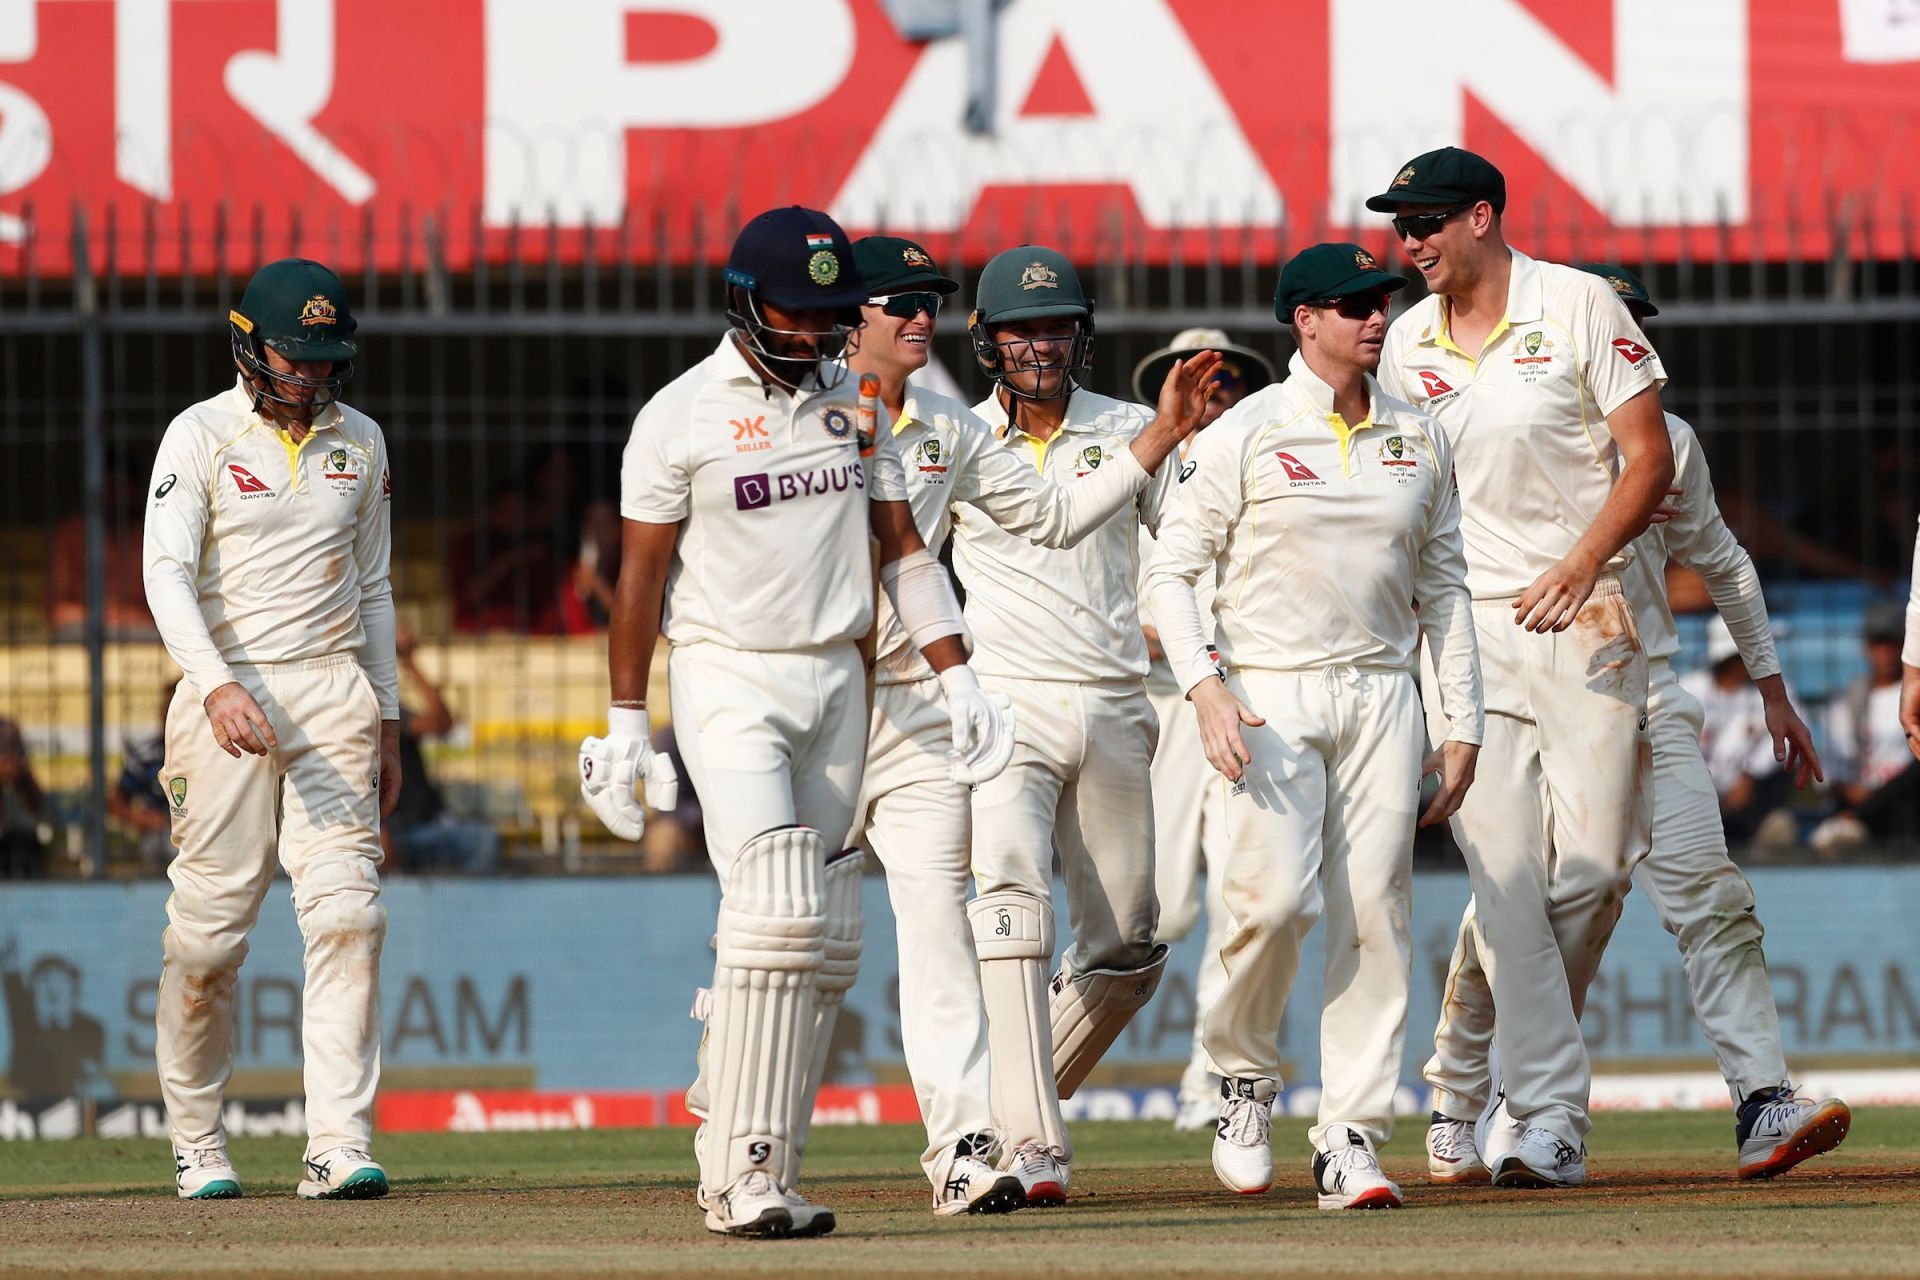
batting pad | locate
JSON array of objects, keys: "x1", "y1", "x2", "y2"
[
  {"x1": 970, "y1": 889, "x2": 1070, "y2": 1159},
  {"x1": 1051, "y1": 943, "x2": 1170, "y2": 1099},
  {"x1": 706, "y1": 825, "x2": 827, "y2": 1194},
  {"x1": 784, "y1": 846, "x2": 865, "y2": 1188}
]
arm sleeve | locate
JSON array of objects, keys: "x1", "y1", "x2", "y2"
[
  {"x1": 619, "y1": 404, "x2": 692, "y2": 523},
  {"x1": 1906, "y1": 516, "x2": 1920, "y2": 668},
  {"x1": 864, "y1": 419, "x2": 911, "y2": 504},
  {"x1": 957, "y1": 421, "x2": 1148, "y2": 549},
  {"x1": 1141, "y1": 426, "x2": 1240, "y2": 694},
  {"x1": 1659, "y1": 419, "x2": 1780, "y2": 682},
  {"x1": 1409, "y1": 424, "x2": 1484, "y2": 745},
  {"x1": 1576, "y1": 277, "x2": 1667, "y2": 416},
  {"x1": 353, "y1": 425, "x2": 399, "y2": 719},
  {"x1": 141, "y1": 417, "x2": 237, "y2": 700}
]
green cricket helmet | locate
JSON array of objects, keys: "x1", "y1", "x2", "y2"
[
  {"x1": 228, "y1": 258, "x2": 358, "y2": 414},
  {"x1": 968, "y1": 245, "x2": 1095, "y2": 399}
]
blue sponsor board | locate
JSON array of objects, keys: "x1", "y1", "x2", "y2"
[{"x1": 2, "y1": 868, "x2": 1916, "y2": 1098}]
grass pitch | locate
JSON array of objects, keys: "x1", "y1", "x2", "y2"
[{"x1": 2, "y1": 1109, "x2": 1918, "y2": 1278}]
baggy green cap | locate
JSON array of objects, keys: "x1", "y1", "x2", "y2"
[
  {"x1": 1365, "y1": 147, "x2": 1507, "y2": 214},
  {"x1": 1580, "y1": 263, "x2": 1659, "y2": 317},
  {"x1": 853, "y1": 236, "x2": 959, "y2": 297},
  {"x1": 1275, "y1": 243, "x2": 1407, "y2": 320}
]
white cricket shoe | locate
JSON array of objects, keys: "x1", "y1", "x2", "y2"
[
  {"x1": 1174, "y1": 1082, "x2": 1223, "y2": 1133},
  {"x1": 174, "y1": 1146, "x2": 242, "y2": 1200},
  {"x1": 1006, "y1": 1139, "x2": 1068, "y2": 1207},
  {"x1": 934, "y1": 1133, "x2": 1025, "y2": 1216},
  {"x1": 705, "y1": 1170, "x2": 795, "y2": 1237},
  {"x1": 297, "y1": 1147, "x2": 389, "y2": 1200},
  {"x1": 1736, "y1": 1088, "x2": 1851, "y2": 1180},
  {"x1": 1425, "y1": 1112, "x2": 1487, "y2": 1185},
  {"x1": 1210, "y1": 1077, "x2": 1276, "y2": 1195},
  {"x1": 1312, "y1": 1125, "x2": 1402, "y2": 1211},
  {"x1": 1491, "y1": 1127, "x2": 1587, "y2": 1189},
  {"x1": 777, "y1": 1185, "x2": 837, "y2": 1237}
]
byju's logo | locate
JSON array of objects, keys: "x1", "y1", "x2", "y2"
[{"x1": 735, "y1": 474, "x2": 773, "y2": 510}]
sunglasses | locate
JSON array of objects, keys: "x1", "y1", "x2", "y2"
[
  {"x1": 1311, "y1": 293, "x2": 1394, "y2": 321},
  {"x1": 1390, "y1": 204, "x2": 1473, "y2": 241},
  {"x1": 869, "y1": 292, "x2": 944, "y2": 319}
]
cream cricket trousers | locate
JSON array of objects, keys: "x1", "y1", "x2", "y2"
[
  {"x1": 157, "y1": 654, "x2": 384, "y2": 1157},
  {"x1": 1203, "y1": 667, "x2": 1423, "y2": 1150},
  {"x1": 1147, "y1": 682, "x2": 1231, "y2": 1102},
  {"x1": 668, "y1": 641, "x2": 868, "y2": 884},
  {"x1": 852, "y1": 677, "x2": 996, "y2": 1187},
  {"x1": 970, "y1": 677, "x2": 1160, "y2": 973},
  {"x1": 1427, "y1": 656, "x2": 1789, "y2": 1114},
  {"x1": 1423, "y1": 579, "x2": 1651, "y2": 1145}
]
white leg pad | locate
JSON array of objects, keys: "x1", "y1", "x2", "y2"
[
  {"x1": 705, "y1": 826, "x2": 827, "y2": 1195},
  {"x1": 970, "y1": 890, "x2": 1070, "y2": 1160},
  {"x1": 1051, "y1": 944, "x2": 1170, "y2": 1099},
  {"x1": 784, "y1": 846, "x2": 864, "y2": 1188}
]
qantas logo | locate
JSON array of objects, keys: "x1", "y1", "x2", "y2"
[
  {"x1": 227, "y1": 464, "x2": 273, "y2": 497},
  {"x1": 1274, "y1": 451, "x2": 1319, "y2": 483},
  {"x1": 1611, "y1": 336, "x2": 1653, "y2": 365},
  {"x1": 1418, "y1": 370, "x2": 1456, "y2": 399}
]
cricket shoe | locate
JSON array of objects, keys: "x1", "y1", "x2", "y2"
[
  {"x1": 1211, "y1": 1077, "x2": 1277, "y2": 1194},
  {"x1": 934, "y1": 1133, "x2": 1025, "y2": 1216},
  {"x1": 705, "y1": 1170, "x2": 794, "y2": 1237},
  {"x1": 1174, "y1": 1080, "x2": 1223, "y2": 1133},
  {"x1": 777, "y1": 1186, "x2": 837, "y2": 1237},
  {"x1": 1474, "y1": 1084, "x2": 1525, "y2": 1174},
  {"x1": 1425, "y1": 1112, "x2": 1487, "y2": 1185},
  {"x1": 1313, "y1": 1126, "x2": 1402, "y2": 1211},
  {"x1": 1736, "y1": 1088, "x2": 1851, "y2": 1180},
  {"x1": 1491, "y1": 1127, "x2": 1587, "y2": 1189},
  {"x1": 1006, "y1": 1139, "x2": 1068, "y2": 1206},
  {"x1": 174, "y1": 1146, "x2": 242, "y2": 1200},
  {"x1": 297, "y1": 1147, "x2": 389, "y2": 1200}
]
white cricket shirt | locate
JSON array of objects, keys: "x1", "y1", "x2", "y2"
[
  {"x1": 871, "y1": 383, "x2": 1150, "y2": 685},
  {"x1": 1622, "y1": 413, "x2": 1779, "y2": 679},
  {"x1": 1379, "y1": 249, "x2": 1667, "y2": 600},
  {"x1": 1143, "y1": 353, "x2": 1483, "y2": 745},
  {"x1": 142, "y1": 379, "x2": 398, "y2": 716},
  {"x1": 620, "y1": 337, "x2": 910, "y2": 652},
  {"x1": 954, "y1": 388, "x2": 1176, "y2": 682}
]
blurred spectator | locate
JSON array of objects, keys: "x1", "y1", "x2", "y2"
[
  {"x1": 1679, "y1": 618, "x2": 1796, "y2": 851},
  {"x1": 108, "y1": 681, "x2": 177, "y2": 874},
  {"x1": 48, "y1": 463, "x2": 158, "y2": 641},
  {"x1": 1811, "y1": 603, "x2": 1920, "y2": 853},
  {"x1": 638, "y1": 726, "x2": 705, "y2": 873},
  {"x1": 448, "y1": 478, "x2": 563, "y2": 633},
  {"x1": 559, "y1": 499, "x2": 620, "y2": 634},
  {"x1": 3, "y1": 934, "x2": 112, "y2": 1100},
  {"x1": 0, "y1": 719, "x2": 49, "y2": 879},
  {"x1": 382, "y1": 626, "x2": 500, "y2": 874}
]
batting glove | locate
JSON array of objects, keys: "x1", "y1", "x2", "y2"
[
  {"x1": 579, "y1": 707, "x2": 679, "y2": 842},
  {"x1": 939, "y1": 665, "x2": 1016, "y2": 786}
]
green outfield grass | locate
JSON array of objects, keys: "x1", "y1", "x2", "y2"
[{"x1": 2, "y1": 1109, "x2": 1917, "y2": 1278}]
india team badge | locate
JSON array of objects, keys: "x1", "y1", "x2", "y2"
[
  {"x1": 805, "y1": 233, "x2": 840, "y2": 287},
  {"x1": 821, "y1": 406, "x2": 853, "y2": 439}
]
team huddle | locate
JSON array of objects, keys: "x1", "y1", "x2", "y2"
[{"x1": 142, "y1": 147, "x2": 1869, "y2": 1235}]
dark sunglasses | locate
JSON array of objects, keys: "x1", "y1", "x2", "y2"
[
  {"x1": 869, "y1": 292, "x2": 944, "y2": 319},
  {"x1": 1312, "y1": 292, "x2": 1394, "y2": 321},
  {"x1": 1391, "y1": 203, "x2": 1472, "y2": 240}
]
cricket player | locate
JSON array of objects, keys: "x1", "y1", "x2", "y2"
[
  {"x1": 143, "y1": 258, "x2": 397, "y2": 1201},
  {"x1": 1145, "y1": 244, "x2": 1483, "y2": 1209},
  {"x1": 581, "y1": 207, "x2": 1013, "y2": 1239},
  {"x1": 1130, "y1": 329, "x2": 1273, "y2": 1133},
  {"x1": 1370, "y1": 148, "x2": 1675, "y2": 1188},
  {"x1": 1426, "y1": 266, "x2": 1850, "y2": 1182},
  {"x1": 844, "y1": 237, "x2": 1219, "y2": 1215},
  {"x1": 954, "y1": 245, "x2": 1187, "y2": 1204}
]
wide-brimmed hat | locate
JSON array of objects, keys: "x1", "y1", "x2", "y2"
[{"x1": 1130, "y1": 328, "x2": 1276, "y2": 404}]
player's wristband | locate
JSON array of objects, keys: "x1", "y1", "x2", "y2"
[{"x1": 608, "y1": 706, "x2": 649, "y2": 740}]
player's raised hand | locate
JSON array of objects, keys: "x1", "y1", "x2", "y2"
[
  {"x1": 939, "y1": 665, "x2": 1016, "y2": 785},
  {"x1": 1190, "y1": 677, "x2": 1264, "y2": 782},
  {"x1": 1157, "y1": 350, "x2": 1226, "y2": 441},
  {"x1": 1420, "y1": 740, "x2": 1479, "y2": 827},
  {"x1": 202, "y1": 681, "x2": 278, "y2": 757},
  {"x1": 579, "y1": 707, "x2": 678, "y2": 841},
  {"x1": 1512, "y1": 554, "x2": 1599, "y2": 632}
]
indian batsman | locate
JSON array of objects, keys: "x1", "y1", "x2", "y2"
[
  {"x1": 955, "y1": 246, "x2": 1185, "y2": 1204},
  {"x1": 844, "y1": 237, "x2": 1217, "y2": 1214},
  {"x1": 1130, "y1": 328, "x2": 1273, "y2": 1133},
  {"x1": 582, "y1": 207, "x2": 1013, "y2": 1238},
  {"x1": 1426, "y1": 265, "x2": 1850, "y2": 1183},
  {"x1": 143, "y1": 258, "x2": 397, "y2": 1200},
  {"x1": 1145, "y1": 244, "x2": 1483, "y2": 1209},
  {"x1": 1370, "y1": 148, "x2": 1675, "y2": 1188}
]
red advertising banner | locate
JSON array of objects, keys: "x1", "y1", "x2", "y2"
[
  {"x1": 1, "y1": 1, "x2": 1916, "y2": 276},
  {"x1": 376, "y1": 1086, "x2": 924, "y2": 1133}
]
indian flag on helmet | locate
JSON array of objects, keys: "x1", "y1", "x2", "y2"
[{"x1": 805, "y1": 233, "x2": 834, "y2": 249}]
